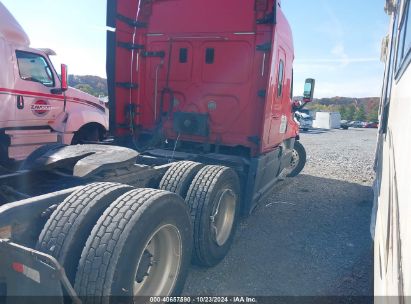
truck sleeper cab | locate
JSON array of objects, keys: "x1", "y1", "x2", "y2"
[
  {"x1": 108, "y1": 0, "x2": 300, "y2": 155},
  {"x1": 0, "y1": 2, "x2": 109, "y2": 164},
  {"x1": 107, "y1": 0, "x2": 314, "y2": 211}
]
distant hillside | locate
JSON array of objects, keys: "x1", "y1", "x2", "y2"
[
  {"x1": 68, "y1": 75, "x2": 108, "y2": 97},
  {"x1": 303, "y1": 97, "x2": 380, "y2": 121},
  {"x1": 313, "y1": 97, "x2": 380, "y2": 109}
]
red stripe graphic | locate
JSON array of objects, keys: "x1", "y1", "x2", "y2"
[{"x1": 0, "y1": 88, "x2": 105, "y2": 112}]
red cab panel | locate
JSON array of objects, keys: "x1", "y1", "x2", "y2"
[{"x1": 107, "y1": 0, "x2": 298, "y2": 156}]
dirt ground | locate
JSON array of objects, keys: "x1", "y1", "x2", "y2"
[{"x1": 184, "y1": 128, "x2": 377, "y2": 298}]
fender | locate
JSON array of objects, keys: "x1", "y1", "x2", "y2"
[
  {"x1": 65, "y1": 110, "x2": 108, "y2": 133},
  {"x1": 50, "y1": 110, "x2": 108, "y2": 134}
]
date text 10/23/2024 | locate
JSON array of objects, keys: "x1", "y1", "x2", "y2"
[{"x1": 149, "y1": 297, "x2": 257, "y2": 303}]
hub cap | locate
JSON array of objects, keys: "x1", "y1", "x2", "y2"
[
  {"x1": 210, "y1": 189, "x2": 236, "y2": 247},
  {"x1": 133, "y1": 224, "x2": 182, "y2": 296},
  {"x1": 289, "y1": 149, "x2": 300, "y2": 170}
]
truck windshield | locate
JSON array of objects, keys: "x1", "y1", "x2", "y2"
[{"x1": 15, "y1": 50, "x2": 55, "y2": 87}]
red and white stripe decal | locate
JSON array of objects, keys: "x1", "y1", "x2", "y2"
[
  {"x1": 0, "y1": 88, "x2": 105, "y2": 112},
  {"x1": 12, "y1": 262, "x2": 41, "y2": 283}
]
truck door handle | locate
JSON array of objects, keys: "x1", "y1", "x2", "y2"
[{"x1": 17, "y1": 95, "x2": 24, "y2": 109}]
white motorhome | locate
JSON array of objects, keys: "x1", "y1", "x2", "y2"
[
  {"x1": 0, "y1": 3, "x2": 108, "y2": 164},
  {"x1": 373, "y1": 0, "x2": 411, "y2": 301}
]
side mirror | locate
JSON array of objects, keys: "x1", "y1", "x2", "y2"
[
  {"x1": 61, "y1": 64, "x2": 68, "y2": 92},
  {"x1": 303, "y1": 78, "x2": 315, "y2": 103}
]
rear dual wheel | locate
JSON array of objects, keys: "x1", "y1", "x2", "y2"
[
  {"x1": 160, "y1": 162, "x2": 241, "y2": 267},
  {"x1": 160, "y1": 161, "x2": 240, "y2": 266},
  {"x1": 159, "y1": 161, "x2": 203, "y2": 198},
  {"x1": 36, "y1": 182, "x2": 133, "y2": 283},
  {"x1": 186, "y1": 165, "x2": 240, "y2": 267},
  {"x1": 74, "y1": 188, "x2": 192, "y2": 300},
  {"x1": 37, "y1": 184, "x2": 192, "y2": 299}
]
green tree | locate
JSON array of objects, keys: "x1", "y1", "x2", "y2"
[
  {"x1": 340, "y1": 106, "x2": 348, "y2": 120},
  {"x1": 346, "y1": 104, "x2": 356, "y2": 120},
  {"x1": 75, "y1": 84, "x2": 97, "y2": 96},
  {"x1": 367, "y1": 107, "x2": 379, "y2": 122},
  {"x1": 354, "y1": 105, "x2": 366, "y2": 121}
]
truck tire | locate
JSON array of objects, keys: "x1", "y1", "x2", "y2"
[
  {"x1": 36, "y1": 182, "x2": 133, "y2": 283},
  {"x1": 0, "y1": 135, "x2": 11, "y2": 168},
  {"x1": 186, "y1": 165, "x2": 240, "y2": 267},
  {"x1": 74, "y1": 188, "x2": 192, "y2": 299},
  {"x1": 21, "y1": 143, "x2": 66, "y2": 170},
  {"x1": 286, "y1": 140, "x2": 307, "y2": 177},
  {"x1": 71, "y1": 124, "x2": 101, "y2": 144},
  {"x1": 159, "y1": 161, "x2": 203, "y2": 198}
]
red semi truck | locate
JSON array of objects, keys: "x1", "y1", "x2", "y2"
[{"x1": 0, "y1": 0, "x2": 315, "y2": 300}]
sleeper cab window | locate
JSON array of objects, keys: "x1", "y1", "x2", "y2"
[
  {"x1": 179, "y1": 48, "x2": 188, "y2": 63},
  {"x1": 205, "y1": 48, "x2": 215, "y2": 64},
  {"x1": 277, "y1": 60, "x2": 284, "y2": 97}
]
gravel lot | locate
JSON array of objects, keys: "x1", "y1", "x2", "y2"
[{"x1": 184, "y1": 128, "x2": 377, "y2": 297}]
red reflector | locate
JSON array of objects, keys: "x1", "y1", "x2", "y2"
[{"x1": 12, "y1": 262, "x2": 24, "y2": 273}]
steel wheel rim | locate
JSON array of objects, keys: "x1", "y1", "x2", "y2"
[
  {"x1": 133, "y1": 224, "x2": 182, "y2": 296},
  {"x1": 289, "y1": 149, "x2": 300, "y2": 170},
  {"x1": 210, "y1": 189, "x2": 236, "y2": 247}
]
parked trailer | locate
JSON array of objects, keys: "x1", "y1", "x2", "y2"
[
  {"x1": 373, "y1": 0, "x2": 411, "y2": 301},
  {"x1": 0, "y1": 0, "x2": 315, "y2": 300},
  {"x1": 312, "y1": 112, "x2": 341, "y2": 130}
]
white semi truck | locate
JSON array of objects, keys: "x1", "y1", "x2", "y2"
[{"x1": 0, "y1": 3, "x2": 108, "y2": 165}]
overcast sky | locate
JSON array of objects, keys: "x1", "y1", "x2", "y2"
[{"x1": 2, "y1": 0, "x2": 389, "y2": 98}]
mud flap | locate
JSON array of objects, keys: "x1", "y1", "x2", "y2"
[
  {"x1": 243, "y1": 148, "x2": 282, "y2": 215},
  {"x1": 0, "y1": 240, "x2": 80, "y2": 303}
]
